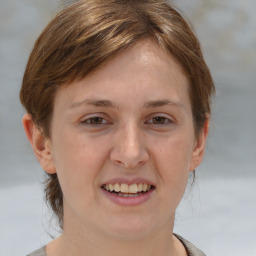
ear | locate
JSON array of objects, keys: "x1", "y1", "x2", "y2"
[
  {"x1": 189, "y1": 117, "x2": 209, "y2": 172},
  {"x1": 22, "y1": 113, "x2": 56, "y2": 174}
]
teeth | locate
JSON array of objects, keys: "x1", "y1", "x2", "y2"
[
  {"x1": 117, "y1": 193, "x2": 140, "y2": 197},
  {"x1": 120, "y1": 184, "x2": 128, "y2": 193},
  {"x1": 114, "y1": 184, "x2": 120, "y2": 192},
  {"x1": 103, "y1": 183, "x2": 152, "y2": 194},
  {"x1": 129, "y1": 184, "x2": 138, "y2": 193},
  {"x1": 109, "y1": 184, "x2": 114, "y2": 192}
]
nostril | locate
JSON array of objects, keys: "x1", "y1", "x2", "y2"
[
  {"x1": 112, "y1": 159, "x2": 147, "y2": 169},
  {"x1": 115, "y1": 160, "x2": 125, "y2": 166},
  {"x1": 109, "y1": 139, "x2": 149, "y2": 169}
]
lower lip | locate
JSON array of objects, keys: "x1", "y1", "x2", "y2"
[{"x1": 101, "y1": 188, "x2": 155, "y2": 206}]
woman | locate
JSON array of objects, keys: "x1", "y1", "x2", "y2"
[{"x1": 20, "y1": 0, "x2": 214, "y2": 255}]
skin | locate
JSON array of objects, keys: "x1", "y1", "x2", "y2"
[{"x1": 23, "y1": 40, "x2": 208, "y2": 256}]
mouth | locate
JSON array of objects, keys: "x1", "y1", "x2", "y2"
[{"x1": 101, "y1": 183, "x2": 155, "y2": 197}]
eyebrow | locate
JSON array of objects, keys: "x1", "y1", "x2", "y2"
[
  {"x1": 70, "y1": 99, "x2": 117, "y2": 109},
  {"x1": 69, "y1": 98, "x2": 185, "y2": 111},
  {"x1": 143, "y1": 99, "x2": 184, "y2": 109}
]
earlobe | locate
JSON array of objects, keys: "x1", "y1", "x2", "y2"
[
  {"x1": 189, "y1": 118, "x2": 209, "y2": 172},
  {"x1": 22, "y1": 113, "x2": 56, "y2": 174}
]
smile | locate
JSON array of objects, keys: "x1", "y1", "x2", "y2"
[{"x1": 101, "y1": 183, "x2": 155, "y2": 199}]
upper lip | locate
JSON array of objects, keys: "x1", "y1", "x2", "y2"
[{"x1": 102, "y1": 178, "x2": 156, "y2": 187}]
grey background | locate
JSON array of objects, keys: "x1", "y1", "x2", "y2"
[{"x1": 0, "y1": 0, "x2": 255, "y2": 255}]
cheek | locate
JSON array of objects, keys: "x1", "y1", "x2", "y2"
[
  {"x1": 153, "y1": 133, "x2": 194, "y2": 192},
  {"x1": 51, "y1": 130, "x2": 110, "y2": 198},
  {"x1": 156, "y1": 132, "x2": 193, "y2": 168},
  {"x1": 53, "y1": 127, "x2": 108, "y2": 168}
]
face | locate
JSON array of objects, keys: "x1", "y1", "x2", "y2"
[{"x1": 35, "y1": 40, "x2": 207, "y2": 240}]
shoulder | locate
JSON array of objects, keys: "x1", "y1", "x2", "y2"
[
  {"x1": 26, "y1": 246, "x2": 46, "y2": 256},
  {"x1": 174, "y1": 234, "x2": 206, "y2": 256},
  {"x1": 26, "y1": 236, "x2": 205, "y2": 256}
]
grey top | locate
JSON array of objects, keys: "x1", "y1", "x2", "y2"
[
  {"x1": 26, "y1": 234, "x2": 206, "y2": 256},
  {"x1": 27, "y1": 247, "x2": 45, "y2": 256},
  {"x1": 175, "y1": 234, "x2": 206, "y2": 256}
]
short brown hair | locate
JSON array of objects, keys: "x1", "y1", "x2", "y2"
[{"x1": 20, "y1": 0, "x2": 215, "y2": 228}]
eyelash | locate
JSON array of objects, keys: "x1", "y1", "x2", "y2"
[
  {"x1": 81, "y1": 116, "x2": 110, "y2": 126},
  {"x1": 146, "y1": 116, "x2": 172, "y2": 125},
  {"x1": 80, "y1": 115, "x2": 173, "y2": 127}
]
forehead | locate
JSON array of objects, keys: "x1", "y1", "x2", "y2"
[
  {"x1": 55, "y1": 40, "x2": 190, "y2": 110},
  {"x1": 94, "y1": 40, "x2": 187, "y2": 82}
]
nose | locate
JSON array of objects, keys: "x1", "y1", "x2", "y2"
[{"x1": 110, "y1": 122, "x2": 149, "y2": 169}]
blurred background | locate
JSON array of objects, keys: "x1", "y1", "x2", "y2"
[{"x1": 0, "y1": 0, "x2": 255, "y2": 255}]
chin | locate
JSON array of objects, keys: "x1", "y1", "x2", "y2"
[{"x1": 106, "y1": 215, "x2": 156, "y2": 241}]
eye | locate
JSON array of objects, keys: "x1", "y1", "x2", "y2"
[
  {"x1": 81, "y1": 116, "x2": 109, "y2": 125},
  {"x1": 151, "y1": 116, "x2": 169, "y2": 124},
  {"x1": 146, "y1": 115, "x2": 173, "y2": 125}
]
